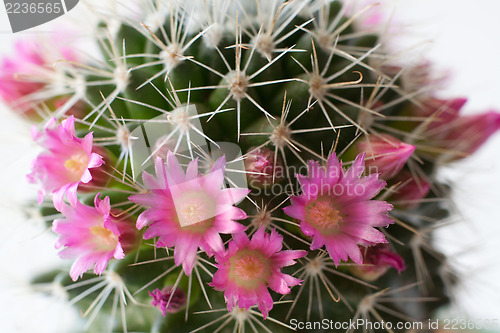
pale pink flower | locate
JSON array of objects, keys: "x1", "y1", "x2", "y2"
[
  {"x1": 283, "y1": 153, "x2": 393, "y2": 265},
  {"x1": 357, "y1": 134, "x2": 415, "y2": 180},
  {"x1": 349, "y1": 244, "x2": 406, "y2": 281},
  {"x1": 149, "y1": 286, "x2": 186, "y2": 316},
  {"x1": 129, "y1": 152, "x2": 249, "y2": 275},
  {"x1": 52, "y1": 195, "x2": 127, "y2": 281},
  {"x1": 0, "y1": 40, "x2": 44, "y2": 113},
  {"x1": 27, "y1": 116, "x2": 104, "y2": 210},
  {"x1": 210, "y1": 227, "x2": 307, "y2": 318},
  {"x1": 0, "y1": 38, "x2": 75, "y2": 116}
]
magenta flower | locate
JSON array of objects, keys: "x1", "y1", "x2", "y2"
[
  {"x1": 149, "y1": 286, "x2": 186, "y2": 316},
  {"x1": 52, "y1": 195, "x2": 127, "y2": 281},
  {"x1": 357, "y1": 134, "x2": 415, "y2": 180},
  {"x1": 349, "y1": 244, "x2": 406, "y2": 281},
  {"x1": 210, "y1": 227, "x2": 307, "y2": 318},
  {"x1": 415, "y1": 98, "x2": 500, "y2": 159},
  {"x1": 27, "y1": 116, "x2": 104, "y2": 210},
  {"x1": 435, "y1": 111, "x2": 500, "y2": 157},
  {"x1": 129, "y1": 152, "x2": 249, "y2": 275},
  {"x1": 283, "y1": 153, "x2": 393, "y2": 265}
]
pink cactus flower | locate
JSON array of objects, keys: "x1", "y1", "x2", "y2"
[
  {"x1": 210, "y1": 227, "x2": 307, "y2": 318},
  {"x1": 357, "y1": 134, "x2": 416, "y2": 180},
  {"x1": 0, "y1": 38, "x2": 76, "y2": 116},
  {"x1": 149, "y1": 286, "x2": 187, "y2": 316},
  {"x1": 283, "y1": 153, "x2": 393, "y2": 266},
  {"x1": 349, "y1": 244, "x2": 406, "y2": 282},
  {"x1": 129, "y1": 152, "x2": 249, "y2": 275},
  {"x1": 0, "y1": 40, "x2": 44, "y2": 113},
  {"x1": 27, "y1": 116, "x2": 104, "y2": 210},
  {"x1": 52, "y1": 195, "x2": 128, "y2": 281}
]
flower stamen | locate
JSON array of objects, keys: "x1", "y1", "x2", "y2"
[
  {"x1": 305, "y1": 198, "x2": 343, "y2": 233},
  {"x1": 64, "y1": 153, "x2": 89, "y2": 179}
]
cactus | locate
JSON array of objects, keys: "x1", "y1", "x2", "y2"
[{"x1": 3, "y1": 0, "x2": 500, "y2": 332}]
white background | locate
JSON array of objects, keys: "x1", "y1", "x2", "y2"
[{"x1": 1, "y1": 0, "x2": 500, "y2": 332}]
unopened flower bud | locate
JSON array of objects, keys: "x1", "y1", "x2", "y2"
[
  {"x1": 152, "y1": 135, "x2": 177, "y2": 161},
  {"x1": 54, "y1": 98, "x2": 88, "y2": 119},
  {"x1": 357, "y1": 134, "x2": 415, "y2": 180},
  {"x1": 435, "y1": 111, "x2": 500, "y2": 158},
  {"x1": 149, "y1": 286, "x2": 186, "y2": 316},
  {"x1": 245, "y1": 147, "x2": 284, "y2": 187},
  {"x1": 414, "y1": 98, "x2": 500, "y2": 160},
  {"x1": 390, "y1": 171, "x2": 430, "y2": 209},
  {"x1": 349, "y1": 244, "x2": 405, "y2": 282}
]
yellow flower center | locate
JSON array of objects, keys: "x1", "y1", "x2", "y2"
[
  {"x1": 305, "y1": 197, "x2": 343, "y2": 234},
  {"x1": 234, "y1": 255, "x2": 264, "y2": 280},
  {"x1": 174, "y1": 191, "x2": 216, "y2": 233},
  {"x1": 90, "y1": 225, "x2": 118, "y2": 250},
  {"x1": 229, "y1": 250, "x2": 270, "y2": 288},
  {"x1": 180, "y1": 201, "x2": 207, "y2": 225},
  {"x1": 64, "y1": 153, "x2": 89, "y2": 180}
]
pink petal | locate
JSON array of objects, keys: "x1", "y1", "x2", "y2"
[
  {"x1": 69, "y1": 255, "x2": 95, "y2": 281},
  {"x1": 283, "y1": 204, "x2": 305, "y2": 220},
  {"x1": 211, "y1": 155, "x2": 226, "y2": 173},
  {"x1": 203, "y1": 228, "x2": 224, "y2": 254},
  {"x1": 219, "y1": 187, "x2": 250, "y2": 205},
  {"x1": 88, "y1": 152, "x2": 104, "y2": 169},
  {"x1": 52, "y1": 185, "x2": 68, "y2": 212},
  {"x1": 272, "y1": 250, "x2": 308, "y2": 267},
  {"x1": 267, "y1": 273, "x2": 291, "y2": 294},
  {"x1": 186, "y1": 158, "x2": 199, "y2": 181},
  {"x1": 81, "y1": 169, "x2": 92, "y2": 183},
  {"x1": 256, "y1": 284, "x2": 274, "y2": 319},
  {"x1": 166, "y1": 151, "x2": 186, "y2": 184},
  {"x1": 66, "y1": 182, "x2": 79, "y2": 207}
]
